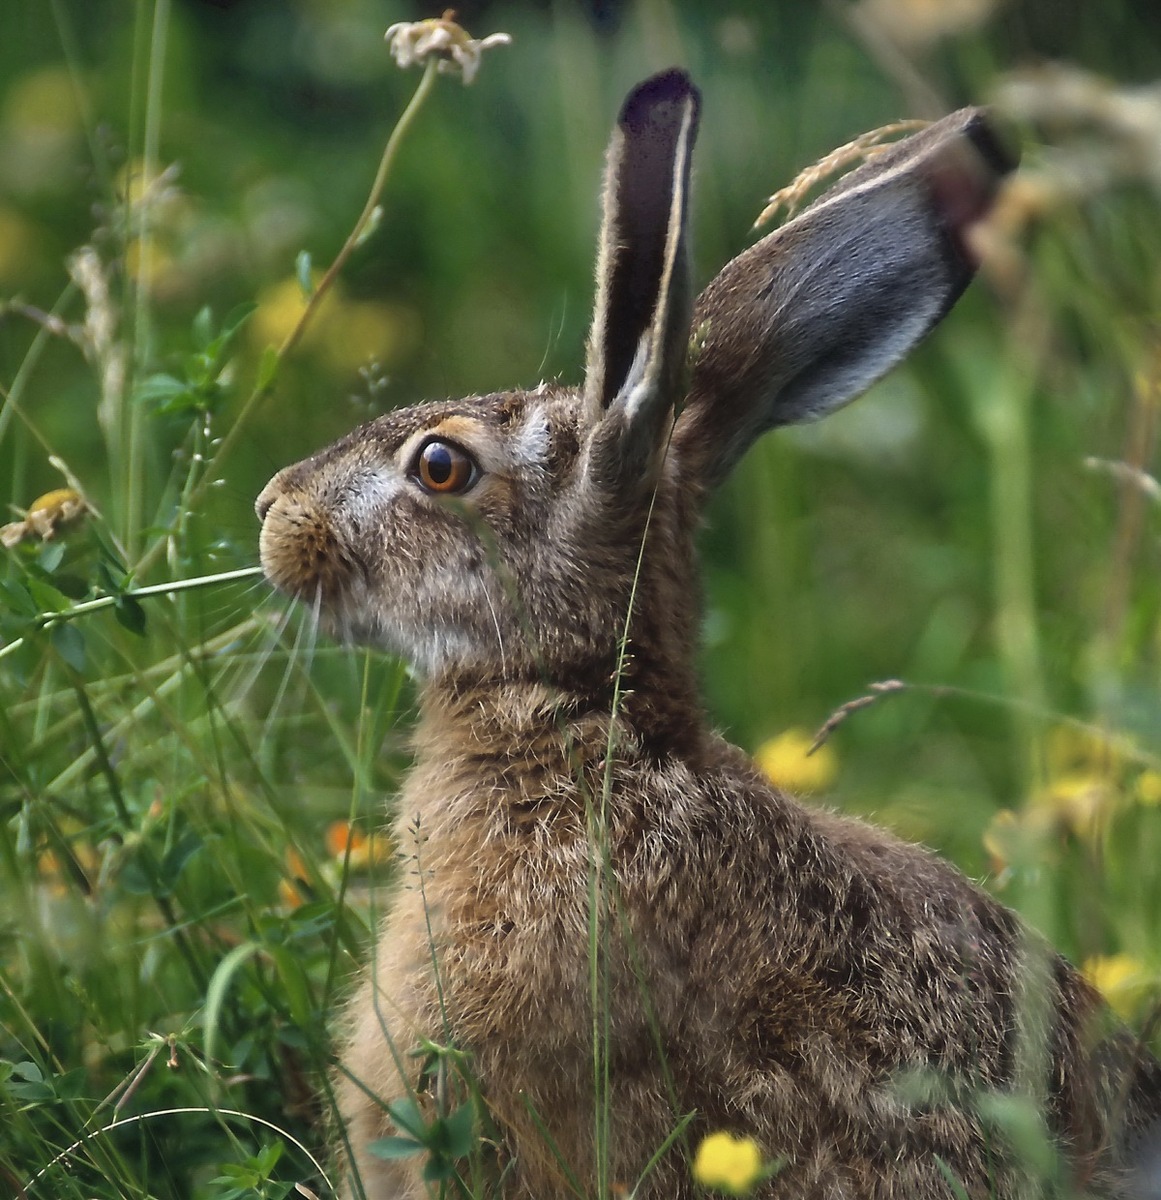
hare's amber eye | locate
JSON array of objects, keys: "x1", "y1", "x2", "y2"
[{"x1": 414, "y1": 439, "x2": 478, "y2": 495}]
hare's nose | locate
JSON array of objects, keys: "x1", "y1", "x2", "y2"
[{"x1": 255, "y1": 482, "x2": 279, "y2": 522}]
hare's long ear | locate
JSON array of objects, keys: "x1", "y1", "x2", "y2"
[
  {"x1": 581, "y1": 69, "x2": 700, "y2": 498},
  {"x1": 674, "y1": 108, "x2": 1016, "y2": 492}
]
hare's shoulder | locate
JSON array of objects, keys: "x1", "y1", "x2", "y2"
[
  {"x1": 633, "y1": 734, "x2": 1009, "y2": 929},
  {"x1": 627, "y1": 738, "x2": 1032, "y2": 1041}
]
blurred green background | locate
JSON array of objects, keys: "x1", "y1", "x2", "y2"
[{"x1": 2, "y1": 1, "x2": 1160, "y2": 1196}]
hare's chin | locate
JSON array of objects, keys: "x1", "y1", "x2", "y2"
[{"x1": 323, "y1": 605, "x2": 498, "y2": 679}]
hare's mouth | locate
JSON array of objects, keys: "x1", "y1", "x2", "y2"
[{"x1": 258, "y1": 495, "x2": 365, "y2": 609}]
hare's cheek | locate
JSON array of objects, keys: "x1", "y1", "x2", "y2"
[{"x1": 259, "y1": 497, "x2": 359, "y2": 603}]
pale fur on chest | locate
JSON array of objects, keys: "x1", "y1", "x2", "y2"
[
  {"x1": 335, "y1": 689, "x2": 643, "y2": 1197},
  {"x1": 385, "y1": 688, "x2": 619, "y2": 1040}
]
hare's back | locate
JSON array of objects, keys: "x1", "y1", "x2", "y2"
[{"x1": 617, "y1": 741, "x2": 1156, "y2": 1188}]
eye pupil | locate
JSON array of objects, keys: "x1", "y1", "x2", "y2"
[
  {"x1": 424, "y1": 444, "x2": 453, "y2": 485},
  {"x1": 416, "y1": 439, "x2": 477, "y2": 494}
]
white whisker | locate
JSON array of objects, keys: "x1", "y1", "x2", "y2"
[
  {"x1": 235, "y1": 596, "x2": 295, "y2": 707},
  {"x1": 260, "y1": 588, "x2": 321, "y2": 750},
  {"x1": 480, "y1": 576, "x2": 507, "y2": 673}
]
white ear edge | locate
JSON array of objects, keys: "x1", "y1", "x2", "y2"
[
  {"x1": 675, "y1": 106, "x2": 1016, "y2": 490},
  {"x1": 613, "y1": 90, "x2": 698, "y2": 430}
]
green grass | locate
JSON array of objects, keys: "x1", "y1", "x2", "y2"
[{"x1": 2, "y1": 1, "x2": 1161, "y2": 1196}]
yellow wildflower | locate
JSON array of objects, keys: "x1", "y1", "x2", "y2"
[
  {"x1": 1083, "y1": 954, "x2": 1153, "y2": 1022},
  {"x1": 316, "y1": 299, "x2": 420, "y2": 375},
  {"x1": 1136, "y1": 770, "x2": 1161, "y2": 807},
  {"x1": 1, "y1": 488, "x2": 87, "y2": 548},
  {"x1": 250, "y1": 276, "x2": 418, "y2": 372},
  {"x1": 0, "y1": 207, "x2": 38, "y2": 284},
  {"x1": 981, "y1": 806, "x2": 1058, "y2": 878},
  {"x1": 1045, "y1": 725, "x2": 1131, "y2": 779},
  {"x1": 693, "y1": 1132, "x2": 764, "y2": 1195},
  {"x1": 1031, "y1": 772, "x2": 1118, "y2": 842},
  {"x1": 325, "y1": 820, "x2": 393, "y2": 869},
  {"x1": 278, "y1": 877, "x2": 305, "y2": 910},
  {"x1": 755, "y1": 728, "x2": 837, "y2": 793},
  {"x1": 2, "y1": 66, "x2": 82, "y2": 134},
  {"x1": 982, "y1": 808, "x2": 1020, "y2": 874},
  {"x1": 280, "y1": 845, "x2": 312, "y2": 909},
  {"x1": 124, "y1": 237, "x2": 178, "y2": 289},
  {"x1": 251, "y1": 275, "x2": 317, "y2": 348}
]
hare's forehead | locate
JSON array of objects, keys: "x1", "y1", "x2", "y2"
[{"x1": 365, "y1": 389, "x2": 579, "y2": 473}]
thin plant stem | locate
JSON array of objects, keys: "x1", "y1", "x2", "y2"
[
  {"x1": 124, "y1": 0, "x2": 171, "y2": 558},
  {"x1": 0, "y1": 566, "x2": 264, "y2": 661},
  {"x1": 133, "y1": 58, "x2": 441, "y2": 579},
  {"x1": 278, "y1": 57, "x2": 439, "y2": 366},
  {"x1": 0, "y1": 285, "x2": 78, "y2": 454},
  {"x1": 23, "y1": 1107, "x2": 333, "y2": 1196}
]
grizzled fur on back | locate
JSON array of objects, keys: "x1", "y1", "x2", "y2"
[{"x1": 257, "y1": 69, "x2": 1161, "y2": 1199}]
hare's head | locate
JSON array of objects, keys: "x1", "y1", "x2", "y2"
[{"x1": 258, "y1": 70, "x2": 1013, "y2": 707}]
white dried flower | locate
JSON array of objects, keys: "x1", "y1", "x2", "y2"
[{"x1": 384, "y1": 15, "x2": 511, "y2": 86}]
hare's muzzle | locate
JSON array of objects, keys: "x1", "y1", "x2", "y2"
[{"x1": 256, "y1": 474, "x2": 352, "y2": 606}]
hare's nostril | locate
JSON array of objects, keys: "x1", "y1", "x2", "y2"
[{"x1": 255, "y1": 487, "x2": 278, "y2": 523}]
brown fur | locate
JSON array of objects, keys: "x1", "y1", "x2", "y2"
[{"x1": 257, "y1": 71, "x2": 1161, "y2": 1198}]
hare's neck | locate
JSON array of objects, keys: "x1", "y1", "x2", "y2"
[{"x1": 412, "y1": 673, "x2": 704, "y2": 780}]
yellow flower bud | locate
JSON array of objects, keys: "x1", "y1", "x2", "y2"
[
  {"x1": 1083, "y1": 954, "x2": 1153, "y2": 1022},
  {"x1": 692, "y1": 1131, "x2": 764, "y2": 1195},
  {"x1": 755, "y1": 728, "x2": 837, "y2": 793}
]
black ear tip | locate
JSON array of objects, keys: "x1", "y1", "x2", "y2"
[
  {"x1": 620, "y1": 68, "x2": 701, "y2": 133},
  {"x1": 961, "y1": 108, "x2": 1020, "y2": 182}
]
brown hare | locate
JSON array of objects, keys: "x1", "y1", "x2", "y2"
[{"x1": 257, "y1": 70, "x2": 1161, "y2": 1200}]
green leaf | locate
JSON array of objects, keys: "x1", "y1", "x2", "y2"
[
  {"x1": 367, "y1": 1135, "x2": 425, "y2": 1162},
  {"x1": 386, "y1": 1097, "x2": 427, "y2": 1140},
  {"x1": 26, "y1": 576, "x2": 70, "y2": 614},
  {"x1": 192, "y1": 305, "x2": 215, "y2": 350},
  {"x1": 134, "y1": 373, "x2": 189, "y2": 407},
  {"x1": 8, "y1": 1061, "x2": 54, "y2": 1103},
  {"x1": 96, "y1": 558, "x2": 133, "y2": 595},
  {"x1": 295, "y1": 249, "x2": 313, "y2": 298},
  {"x1": 37, "y1": 542, "x2": 65, "y2": 573},
  {"x1": 52, "y1": 573, "x2": 88, "y2": 600},
  {"x1": 51, "y1": 622, "x2": 85, "y2": 672},
  {"x1": 204, "y1": 942, "x2": 263, "y2": 1071},
  {"x1": 92, "y1": 533, "x2": 130, "y2": 577},
  {"x1": 118, "y1": 851, "x2": 156, "y2": 897},
  {"x1": 186, "y1": 350, "x2": 212, "y2": 389},
  {"x1": 215, "y1": 1162, "x2": 256, "y2": 1181},
  {"x1": 220, "y1": 300, "x2": 257, "y2": 343},
  {"x1": 254, "y1": 1140, "x2": 284, "y2": 1176},
  {"x1": 13, "y1": 1061, "x2": 43, "y2": 1083},
  {"x1": 932, "y1": 1155, "x2": 972, "y2": 1200},
  {"x1": 974, "y1": 1092, "x2": 1060, "y2": 1178},
  {"x1": 9, "y1": 1077, "x2": 54, "y2": 1103},
  {"x1": 0, "y1": 579, "x2": 38, "y2": 617},
  {"x1": 441, "y1": 1100, "x2": 477, "y2": 1160},
  {"x1": 114, "y1": 594, "x2": 148, "y2": 636},
  {"x1": 266, "y1": 944, "x2": 313, "y2": 1028},
  {"x1": 53, "y1": 1067, "x2": 91, "y2": 1101},
  {"x1": 159, "y1": 830, "x2": 203, "y2": 888},
  {"x1": 422, "y1": 1153, "x2": 458, "y2": 1183}
]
